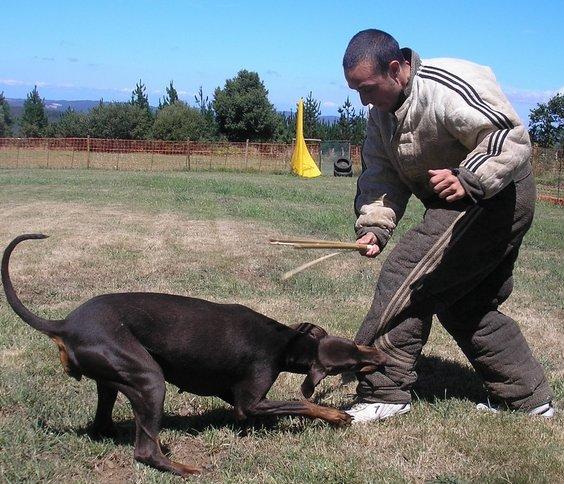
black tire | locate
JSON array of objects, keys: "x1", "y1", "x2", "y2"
[{"x1": 333, "y1": 158, "x2": 353, "y2": 177}]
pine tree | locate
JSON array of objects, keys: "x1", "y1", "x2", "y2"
[
  {"x1": 158, "y1": 80, "x2": 179, "y2": 110},
  {"x1": 130, "y1": 79, "x2": 150, "y2": 111},
  {"x1": 332, "y1": 97, "x2": 367, "y2": 145},
  {"x1": 0, "y1": 91, "x2": 14, "y2": 137},
  {"x1": 303, "y1": 91, "x2": 321, "y2": 139},
  {"x1": 194, "y1": 86, "x2": 218, "y2": 140},
  {"x1": 20, "y1": 85, "x2": 48, "y2": 137},
  {"x1": 336, "y1": 97, "x2": 355, "y2": 141}
]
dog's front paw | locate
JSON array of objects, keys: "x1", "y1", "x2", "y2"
[{"x1": 327, "y1": 408, "x2": 352, "y2": 427}]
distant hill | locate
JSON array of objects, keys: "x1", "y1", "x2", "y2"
[
  {"x1": 6, "y1": 99, "x2": 102, "y2": 124},
  {"x1": 279, "y1": 111, "x2": 339, "y2": 125},
  {"x1": 6, "y1": 98, "x2": 102, "y2": 112}
]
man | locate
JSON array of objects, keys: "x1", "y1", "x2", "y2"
[{"x1": 342, "y1": 29, "x2": 554, "y2": 422}]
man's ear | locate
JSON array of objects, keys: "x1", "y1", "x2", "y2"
[
  {"x1": 388, "y1": 59, "x2": 401, "y2": 81},
  {"x1": 291, "y1": 322, "x2": 328, "y2": 341},
  {"x1": 300, "y1": 363, "x2": 327, "y2": 399}
]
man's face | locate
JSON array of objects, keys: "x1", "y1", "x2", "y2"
[{"x1": 345, "y1": 60, "x2": 402, "y2": 113}]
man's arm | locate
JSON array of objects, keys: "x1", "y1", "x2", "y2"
[
  {"x1": 355, "y1": 112, "x2": 412, "y2": 256},
  {"x1": 438, "y1": 66, "x2": 531, "y2": 201}
]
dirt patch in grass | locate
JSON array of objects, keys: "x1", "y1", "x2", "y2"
[
  {"x1": 91, "y1": 448, "x2": 138, "y2": 482},
  {"x1": 167, "y1": 435, "x2": 216, "y2": 474},
  {"x1": 0, "y1": 347, "x2": 25, "y2": 369},
  {"x1": 0, "y1": 201, "x2": 284, "y2": 308},
  {"x1": 90, "y1": 436, "x2": 212, "y2": 481}
]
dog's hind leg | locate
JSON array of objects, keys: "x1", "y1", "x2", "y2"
[
  {"x1": 113, "y1": 373, "x2": 200, "y2": 477},
  {"x1": 90, "y1": 381, "x2": 118, "y2": 439},
  {"x1": 75, "y1": 331, "x2": 201, "y2": 477}
]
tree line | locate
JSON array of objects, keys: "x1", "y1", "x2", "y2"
[
  {"x1": 0, "y1": 70, "x2": 367, "y2": 144},
  {"x1": 0, "y1": 70, "x2": 562, "y2": 148}
]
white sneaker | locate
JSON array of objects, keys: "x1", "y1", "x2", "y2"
[
  {"x1": 528, "y1": 402, "x2": 555, "y2": 418},
  {"x1": 345, "y1": 402, "x2": 411, "y2": 423},
  {"x1": 476, "y1": 401, "x2": 555, "y2": 418}
]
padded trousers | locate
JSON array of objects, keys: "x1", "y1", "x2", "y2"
[{"x1": 354, "y1": 173, "x2": 553, "y2": 410}]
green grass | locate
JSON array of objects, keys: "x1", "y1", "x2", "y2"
[{"x1": 0, "y1": 168, "x2": 562, "y2": 482}]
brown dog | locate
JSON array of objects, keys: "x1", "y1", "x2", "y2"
[{"x1": 2, "y1": 234, "x2": 385, "y2": 477}]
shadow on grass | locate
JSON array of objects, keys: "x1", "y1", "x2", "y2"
[
  {"x1": 412, "y1": 354, "x2": 487, "y2": 404},
  {"x1": 65, "y1": 406, "x2": 309, "y2": 449},
  {"x1": 314, "y1": 354, "x2": 487, "y2": 407}
]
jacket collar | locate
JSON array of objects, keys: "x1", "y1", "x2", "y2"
[{"x1": 392, "y1": 48, "x2": 421, "y2": 114}]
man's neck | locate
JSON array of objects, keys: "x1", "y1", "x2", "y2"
[{"x1": 391, "y1": 62, "x2": 411, "y2": 112}]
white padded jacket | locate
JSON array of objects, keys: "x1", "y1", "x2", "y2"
[{"x1": 355, "y1": 49, "x2": 532, "y2": 247}]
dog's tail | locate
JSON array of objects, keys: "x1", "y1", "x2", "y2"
[{"x1": 2, "y1": 234, "x2": 62, "y2": 335}]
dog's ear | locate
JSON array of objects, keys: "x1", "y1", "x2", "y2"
[
  {"x1": 291, "y1": 322, "x2": 328, "y2": 341},
  {"x1": 356, "y1": 345, "x2": 387, "y2": 370},
  {"x1": 300, "y1": 362, "x2": 327, "y2": 399}
]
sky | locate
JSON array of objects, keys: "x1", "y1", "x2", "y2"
[{"x1": 1, "y1": 0, "x2": 563, "y2": 123}]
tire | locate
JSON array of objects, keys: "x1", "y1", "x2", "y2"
[{"x1": 333, "y1": 158, "x2": 353, "y2": 177}]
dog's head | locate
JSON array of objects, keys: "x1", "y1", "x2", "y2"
[{"x1": 291, "y1": 323, "x2": 385, "y2": 398}]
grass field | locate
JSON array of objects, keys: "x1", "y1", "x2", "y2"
[{"x1": 0, "y1": 168, "x2": 562, "y2": 483}]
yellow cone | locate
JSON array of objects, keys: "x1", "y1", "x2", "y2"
[{"x1": 291, "y1": 99, "x2": 321, "y2": 178}]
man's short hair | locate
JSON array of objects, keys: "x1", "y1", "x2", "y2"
[{"x1": 343, "y1": 29, "x2": 405, "y2": 74}]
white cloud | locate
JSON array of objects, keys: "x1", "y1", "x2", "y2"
[
  {"x1": 322, "y1": 101, "x2": 338, "y2": 108},
  {"x1": 502, "y1": 85, "x2": 561, "y2": 104},
  {"x1": 0, "y1": 79, "x2": 28, "y2": 86}
]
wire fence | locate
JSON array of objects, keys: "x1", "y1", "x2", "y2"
[
  {"x1": 0, "y1": 137, "x2": 329, "y2": 174},
  {"x1": 531, "y1": 145, "x2": 563, "y2": 201},
  {"x1": 0, "y1": 137, "x2": 560, "y2": 201}
]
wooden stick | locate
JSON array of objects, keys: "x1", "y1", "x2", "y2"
[
  {"x1": 269, "y1": 238, "x2": 371, "y2": 251},
  {"x1": 270, "y1": 237, "x2": 352, "y2": 245},
  {"x1": 292, "y1": 242, "x2": 372, "y2": 250},
  {"x1": 281, "y1": 252, "x2": 341, "y2": 281}
]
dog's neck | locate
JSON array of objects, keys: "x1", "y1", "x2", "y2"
[{"x1": 283, "y1": 333, "x2": 318, "y2": 374}]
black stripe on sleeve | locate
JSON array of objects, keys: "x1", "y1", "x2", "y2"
[{"x1": 422, "y1": 65, "x2": 514, "y2": 129}]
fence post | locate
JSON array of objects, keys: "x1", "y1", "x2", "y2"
[
  {"x1": 46, "y1": 139, "x2": 50, "y2": 168},
  {"x1": 16, "y1": 138, "x2": 20, "y2": 168},
  {"x1": 188, "y1": 140, "x2": 190, "y2": 171},
  {"x1": 86, "y1": 136, "x2": 91, "y2": 169},
  {"x1": 150, "y1": 141, "x2": 155, "y2": 170},
  {"x1": 245, "y1": 139, "x2": 249, "y2": 170},
  {"x1": 558, "y1": 149, "x2": 561, "y2": 199},
  {"x1": 258, "y1": 146, "x2": 262, "y2": 173}
]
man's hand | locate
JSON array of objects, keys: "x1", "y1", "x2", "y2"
[
  {"x1": 428, "y1": 169, "x2": 466, "y2": 202},
  {"x1": 357, "y1": 232, "x2": 381, "y2": 258}
]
